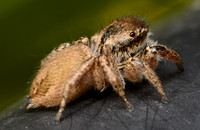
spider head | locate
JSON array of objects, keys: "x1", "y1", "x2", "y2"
[{"x1": 101, "y1": 17, "x2": 149, "y2": 53}]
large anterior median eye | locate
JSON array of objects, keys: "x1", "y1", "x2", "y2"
[{"x1": 130, "y1": 32, "x2": 135, "y2": 37}]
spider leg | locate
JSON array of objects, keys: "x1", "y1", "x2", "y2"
[
  {"x1": 123, "y1": 58, "x2": 167, "y2": 103},
  {"x1": 56, "y1": 57, "x2": 95, "y2": 121},
  {"x1": 99, "y1": 45, "x2": 131, "y2": 108},
  {"x1": 142, "y1": 44, "x2": 183, "y2": 71}
]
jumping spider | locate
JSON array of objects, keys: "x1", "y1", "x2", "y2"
[{"x1": 27, "y1": 17, "x2": 183, "y2": 121}]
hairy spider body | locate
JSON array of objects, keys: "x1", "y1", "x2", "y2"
[{"x1": 27, "y1": 17, "x2": 183, "y2": 121}]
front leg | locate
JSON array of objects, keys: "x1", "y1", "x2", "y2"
[
  {"x1": 99, "y1": 45, "x2": 131, "y2": 108},
  {"x1": 121, "y1": 58, "x2": 167, "y2": 103},
  {"x1": 142, "y1": 44, "x2": 183, "y2": 71}
]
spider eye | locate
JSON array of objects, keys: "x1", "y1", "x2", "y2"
[{"x1": 130, "y1": 32, "x2": 135, "y2": 37}]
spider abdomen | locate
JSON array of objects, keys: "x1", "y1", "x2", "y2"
[{"x1": 28, "y1": 44, "x2": 94, "y2": 108}]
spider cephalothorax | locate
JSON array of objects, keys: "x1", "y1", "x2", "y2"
[
  {"x1": 101, "y1": 17, "x2": 148, "y2": 48},
  {"x1": 27, "y1": 17, "x2": 183, "y2": 121},
  {"x1": 91, "y1": 17, "x2": 149, "y2": 63}
]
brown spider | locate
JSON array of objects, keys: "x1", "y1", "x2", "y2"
[{"x1": 26, "y1": 17, "x2": 183, "y2": 121}]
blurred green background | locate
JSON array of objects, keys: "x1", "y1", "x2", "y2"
[{"x1": 0, "y1": 0, "x2": 192, "y2": 112}]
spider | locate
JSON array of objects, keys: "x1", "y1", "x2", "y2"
[{"x1": 26, "y1": 17, "x2": 183, "y2": 121}]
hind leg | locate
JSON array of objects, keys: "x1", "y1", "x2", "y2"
[{"x1": 56, "y1": 57, "x2": 95, "y2": 121}]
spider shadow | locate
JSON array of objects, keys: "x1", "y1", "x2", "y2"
[
  {"x1": 155, "y1": 62, "x2": 183, "y2": 81},
  {"x1": 61, "y1": 88, "x2": 113, "y2": 121}
]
